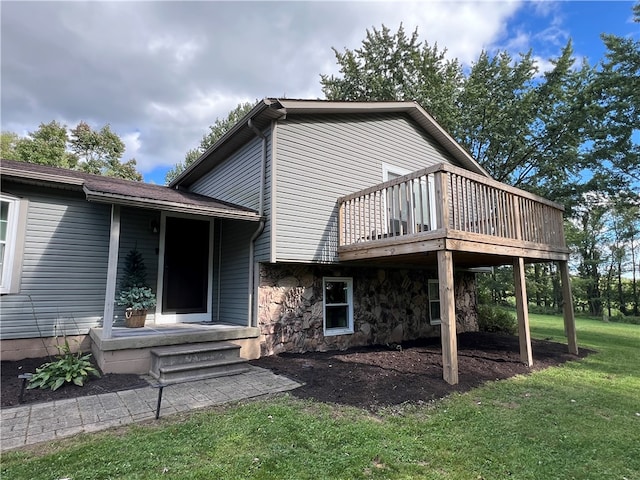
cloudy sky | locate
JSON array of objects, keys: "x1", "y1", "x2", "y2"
[{"x1": 1, "y1": 1, "x2": 637, "y2": 184}]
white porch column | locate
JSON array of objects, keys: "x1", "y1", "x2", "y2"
[
  {"x1": 513, "y1": 257, "x2": 533, "y2": 366},
  {"x1": 102, "y1": 205, "x2": 121, "y2": 339},
  {"x1": 559, "y1": 260, "x2": 579, "y2": 355},
  {"x1": 437, "y1": 249, "x2": 458, "y2": 385}
]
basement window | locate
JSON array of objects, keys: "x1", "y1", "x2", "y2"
[
  {"x1": 428, "y1": 279, "x2": 441, "y2": 325},
  {"x1": 323, "y1": 277, "x2": 354, "y2": 336}
]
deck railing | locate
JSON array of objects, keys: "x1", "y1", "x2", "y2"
[{"x1": 338, "y1": 163, "x2": 566, "y2": 249}]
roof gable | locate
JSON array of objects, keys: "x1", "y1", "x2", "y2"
[{"x1": 170, "y1": 99, "x2": 489, "y2": 188}]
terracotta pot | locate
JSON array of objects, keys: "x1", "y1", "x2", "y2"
[{"x1": 125, "y1": 309, "x2": 147, "y2": 328}]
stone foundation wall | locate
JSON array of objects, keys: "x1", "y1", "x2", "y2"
[{"x1": 259, "y1": 264, "x2": 478, "y2": 355}]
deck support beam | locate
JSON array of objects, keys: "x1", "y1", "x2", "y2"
[
  {"x1": 437, "y1": 250, "x2": 458, "y2": 384},
  {"x1": 559, "y1": 260, "x2": 578, "y2": 355},
  {"x1": 102, "y1": 204, "x2": 121, "y2": 339},
  {"x1": 513, "y1": 257, "x2": 533, "y2": 366}
]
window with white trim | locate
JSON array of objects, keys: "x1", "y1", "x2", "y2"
[
  {"x1": 0, "y1": 194, "x2": 25, "y2": 294},
  {"x1": 428, "y1": 279, "x2": 441, "y2": 325},
  {"x1": 323, "y1": 277, "x2": 354, "y2": 335}
]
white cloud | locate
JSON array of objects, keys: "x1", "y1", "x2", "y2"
[
  {"x1": 122, "y1": 131, "x2": 142, "y2": 161},
  {"x1": 1, "y1": 1, "x2": 535, "y2": 180}
]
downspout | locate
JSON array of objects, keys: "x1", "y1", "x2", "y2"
[{"x1": 247, "y1": 118, "x2": 267, "y2": 327}]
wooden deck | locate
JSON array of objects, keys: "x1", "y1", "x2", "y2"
[
  {"x1": 338, "y1": 163, "x2": 569, "y2": 266},
  {"x1": 338, "y1": 163, "x2": 577, "y2": 385}
]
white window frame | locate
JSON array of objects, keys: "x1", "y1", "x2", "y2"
[
  {"x1": 0, "y1": 193, "x2": 27, "y2": 295},
  {"x1": 428, "y1": 279, "x2": 441, "y2": 325},
  {"x1": 323, "y1": 276, "x2": 354, "y2": 336}
]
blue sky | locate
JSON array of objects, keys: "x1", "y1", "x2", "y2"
[{"x1": 2, "y1": 1, "x2": 638, "y2": 185}]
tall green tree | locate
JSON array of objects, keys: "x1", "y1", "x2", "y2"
[
  {"x1": 13, "y1": 121, "x2": 78, "y2": 168},
  {"x1": 320, "y1": 25, "x2": 463, "y2": 131},
  {"x1": 1, "y1": 131, "x2": 19, "y2": 159},
  {"x1": 167, "y1": 102, "x2": 255, "y2": 184},
  {"x1": 587, "y1": 2, "x2": 640, "y2": 194},
  {"x1": 5, "y1": 121, "x2": 142, "y2": 181},
  {"x1": 70, "y1": 122, "x2": 142, "y2": 181},
  {"x1": 455, "y1": 42, "x2": 593, "y2": 206}
]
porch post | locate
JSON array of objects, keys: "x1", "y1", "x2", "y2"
[
  {"x1": 102, "y1": 205, "x2": 121, "y2": 339},
  {"x1": 513, "y1": 257, "x2": 533, "y2": 366},
  {"x1": 559, "y1": 260, "x2": 578, "y2": 355},
  {"x1": 437, "y1": 249, "x2": 458, "y2": 385}
]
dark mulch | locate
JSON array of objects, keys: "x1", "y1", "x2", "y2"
[
  {"x1": 1, "y1": 357, "x2": 149, "y2": 408},
  {"x1": 1, "y1": 332, "x2": 591, "y2": 410},
  {"x1": 250, "y1": 332, "x2": 592, "y2": 410}
]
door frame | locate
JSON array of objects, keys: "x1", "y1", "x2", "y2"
[
  {"x1": 154, "y1": 211, "x2": 214, "y2": 324},
  {"x1": 382, "y1": 163, "x2": 437, "y2": 234}
]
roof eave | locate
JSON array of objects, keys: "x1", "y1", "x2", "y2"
[
  {"x1": 0, "y1": 166, "x2": 85, "y2": 188},
  {"x1": 83, "y1": 187, "x2": 261, "y2": 221}
]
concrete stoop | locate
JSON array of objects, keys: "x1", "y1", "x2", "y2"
[{"x1": 149, "y1": 341, "x2": 249, "y2": 383}]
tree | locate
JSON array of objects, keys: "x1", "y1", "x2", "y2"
[
  {"x1": 13, "y1": 121, "x2": 78, "y2": 168},
  {"x1": 70, "y1": 122, "x2": 142, "y2": 181},
  {"x1": 5, "y1": 121, "x2": 142, "y2": 181},
  {"x1": 455, "y1": 42, "x2": 594, "y2": 206},
  {"x1": 587, "y1": 2, "x2": 640, "y2": 196},
  {"x1": 320, "y1": 25, "x2": 463, "y2": 131},
  {"x1": 1, "y1": 131, "x2": 19, "y2": 159},
  {"x1": 167, "y1": 102, "x2": 256, "y2": 184}
]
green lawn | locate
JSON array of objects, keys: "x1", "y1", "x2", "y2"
[{"x1": 2, "y1": 315, "x2": 639, "y2": 480}]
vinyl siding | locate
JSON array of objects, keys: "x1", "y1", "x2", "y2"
[
  {"x1": 0, "y1": 184, "x2": 111, "y2": 339},
  {"x1": 213, "y1": 219, "x2": 253, "y2": 326},
  {"x1": 275, "y1": 113, "x2": 457, "y2": 263},
  {"x1": 190, "y1": 129, "x2": 272, "y2": 262}
]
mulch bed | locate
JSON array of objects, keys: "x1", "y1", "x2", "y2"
[
  {"x1": 1, "y1": 332, "x2": 590, "y2": 410},
  {"x1": 1, "y1": 358, "x2": 149, "y2": 408},
  {"x1": 250, "y1": 332, "x2": 591, "y2": 410}
]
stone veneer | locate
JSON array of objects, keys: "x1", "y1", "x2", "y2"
[{"x1": 258, "y1": 263, "x2": 478, "y2": 355}]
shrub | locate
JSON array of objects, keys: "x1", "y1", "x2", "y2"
[
  {"x1": 117, "y1": 248, "x2": 156, "y2": 311},
  {"x1": 477, "y1": 305, "x2": 517, "y2": 335},
  {"x1": 28, "y1": 338, "x2": 100, "y2": 391},
  {"x1": 117, "y1": 285, "x2": 156, "y2": 311}
]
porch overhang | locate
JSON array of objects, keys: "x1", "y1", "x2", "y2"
[{"x1": 84, "y1": 188, "x2": 261, "y2": 222}]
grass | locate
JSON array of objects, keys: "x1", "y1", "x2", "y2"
[{"x1": 2, "y1": 314, "x2": 639, "y2": 480}]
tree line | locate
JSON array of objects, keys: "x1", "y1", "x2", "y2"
[{"x1": 1, "y1": 120, "x2": 142, "y2": 181}]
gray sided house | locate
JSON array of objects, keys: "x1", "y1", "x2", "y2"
[{"x1": 0, "y1": 99, "x2": 578, "y2": 385}]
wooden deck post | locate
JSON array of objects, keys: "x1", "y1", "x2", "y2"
[
  {"x1": 513, "y1": 257, "x2": 533, "y2": 366},
  {"x1": 437, "y1": 249, "x2": 458, "y2": 384},
  {"x1": 559, "y1": 260, "x2": 579, "y2": 355},
  {"x1": 103, "y1": 204, "x2": 121, "y2": 339}
]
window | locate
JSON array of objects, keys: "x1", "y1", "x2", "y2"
[
  {"x1": 0, "y1": 194, "x2": 26, "y2": 294},
  {"x1": 428, "y1": 279, "x2": 441, "y2": 325},
  {"x1": 323, "y1": 277, "x2": 354, "y2": 335}
]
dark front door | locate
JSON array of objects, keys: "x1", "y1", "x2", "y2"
[{"x1": 162, "y1": 217, "x2": 210, "y2": 314}]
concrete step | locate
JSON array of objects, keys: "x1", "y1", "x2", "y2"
[
  {"x1": 149, "y1": 341, "x2": 248, "y2": 384},
  {"x1": 150, "y1": 359, "x2": 250, "y2": 384}
]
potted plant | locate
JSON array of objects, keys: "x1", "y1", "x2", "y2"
[{"x1": 117, "y1": 247, "x2": 156, "y2": 328}]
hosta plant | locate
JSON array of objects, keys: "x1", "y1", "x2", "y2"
[{"x1": 28, "y1": 338, "x2": 100, "y2": 391}]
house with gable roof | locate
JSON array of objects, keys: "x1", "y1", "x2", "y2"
[{"x1": 0, "y1": 99, "x2": 577, "y2": 385}]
